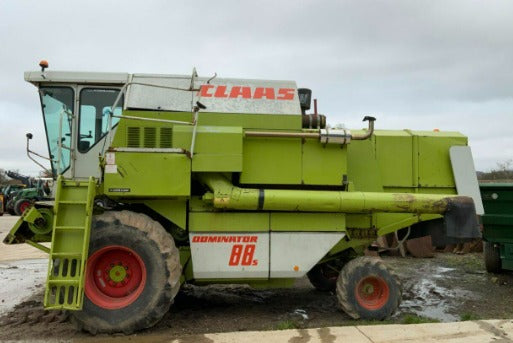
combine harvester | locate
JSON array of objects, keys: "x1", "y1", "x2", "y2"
[{"x1": 4, "y1": 61, "x2": 483, "y2": 334}]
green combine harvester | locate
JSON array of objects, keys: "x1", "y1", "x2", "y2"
[{"x1": 4, "y1": 61, "x2": 483, "y2": 334}]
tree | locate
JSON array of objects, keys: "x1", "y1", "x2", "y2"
[
  {"x1": 477, "y1": 160, "x2": 513, "y2": 181},
  {"x1": 0, "y1": 169, "x2": 9, "y2": 184}
]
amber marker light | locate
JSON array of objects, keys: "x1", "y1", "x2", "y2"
[{"x1": 39, "y1": 60, "x2": 49, "y2": 72}]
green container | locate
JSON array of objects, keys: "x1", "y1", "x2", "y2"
[{"x1": 480, "y1": 183, "x2": 513, "y2": 270}]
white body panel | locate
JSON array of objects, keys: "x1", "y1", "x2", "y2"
[
  {"x1": 270, "y1": 232, "x2": 345, "y2": 278},
  {"x1": 450, "y1": 146, "x2": 484, "y2": 215},
  {"x1": 192, "y1": 78, "x2": 301, "y2": 115},
  {"x1": 190, "y1": 233, "x2": 269, "y2": 279},
  {"x1": 190, "y1": 232, "x2": 345, "y2": 279},
  {"x1": 127, "y1": 75, "x2": 301, "y2": 114}
]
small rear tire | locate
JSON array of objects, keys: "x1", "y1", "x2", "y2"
[
  {"x1": 336, "y1": 256, "x2": 401, "y2": 320},
  {"x1": 71, "y1": 211, "x2": 182, "y2": 334},
  {"x1": 484, "y1": 241, "x2": 502, "y2": 274}
]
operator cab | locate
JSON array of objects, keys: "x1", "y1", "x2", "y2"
[{"x1": 26, "y1": 67, "x2": 127, "y2": 179}]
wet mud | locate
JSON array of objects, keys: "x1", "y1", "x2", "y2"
[{"x1": 1, "y1": 253, "x2": 513, "y2": 340}]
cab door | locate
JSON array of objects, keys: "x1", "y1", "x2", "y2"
[{"x1": 73, "y1": 86, "x2": 123, "y2": 179}]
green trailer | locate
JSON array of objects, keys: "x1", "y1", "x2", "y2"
[
  {"x1": 480, "y1": 183, "x2": 513, "y2": 272},
  {"x1": 3, "y1": 63, "x2": 482, "y2": 334}
]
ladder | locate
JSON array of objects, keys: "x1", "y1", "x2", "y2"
[{"x1": 44, "y1": 176, "x2": 96, "y2": 310}]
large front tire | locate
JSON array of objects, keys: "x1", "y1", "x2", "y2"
[
  {"x1": 336, "y1": 257, "x2": 401, "y2": 320},
  {"x1": 71, "y1": 211, "x2": 181, "y2": 334}
]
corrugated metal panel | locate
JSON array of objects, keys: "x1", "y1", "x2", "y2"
[{"x1": 126, "y1": 74, "x2": 301, "y2": 115}]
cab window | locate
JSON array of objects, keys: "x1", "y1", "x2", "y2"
[
  {"x1": 39, "y1": 87, "x2": 74, "y2": 173},
  {"x1": 78, "y1": 88, "x2": 123, "y2": 153}
]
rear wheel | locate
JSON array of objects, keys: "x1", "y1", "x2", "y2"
[
  {"x1": 336, "y1": 257, "x2": 401, "y2": 320},
  {"x1": 484, "y1": 241, "x2": 502, "y2": 273},
  {"x1": 71, "y1": 211, "x2": 182, "y2": 334},
  {"x1": 14, "y1": 198, "x2": 31, "y2": 215}
]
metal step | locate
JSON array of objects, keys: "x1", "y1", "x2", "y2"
[{"x1": 44, "y1": 175, "x2": 96, "y2": 310}]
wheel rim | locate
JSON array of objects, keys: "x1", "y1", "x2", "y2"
[
  {"x1": 19, "y1": 201, "x2": 30, "y2": 213},
  {"x1": 355, "y1": 275, "x2": 390, "y2": 310},
  {"x1": 85, "y1": 245, "x2": 147, "y2": 309}
]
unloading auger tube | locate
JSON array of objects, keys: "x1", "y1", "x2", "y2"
[{"x1": 198, "y1": 173, "x2": 480, "y2": 238}]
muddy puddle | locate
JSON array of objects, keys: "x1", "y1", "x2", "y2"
[{"x1": 399, "y1": 265, "x2": 475, "y2": 322}]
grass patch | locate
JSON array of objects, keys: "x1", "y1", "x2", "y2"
[
  {"x1": 402, "y1": 315, "x2": 440, "y2": 324},
  {"x1": 275, "y1": 320, "x2": 299, "y2": 330},
  {"x1": 460, "y1": 313, "x2": 480, "y2": 321}
]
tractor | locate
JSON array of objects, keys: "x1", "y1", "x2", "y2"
[{"x1": 4, "y1": 62, "x2": 482, "y2": 334}]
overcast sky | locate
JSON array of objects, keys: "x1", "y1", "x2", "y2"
[{"x1": 1, "y1": 0, "x2": 512, "y2": 175}]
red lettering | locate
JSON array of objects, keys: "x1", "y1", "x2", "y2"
[
  {"x1": 214, "y1": 85, "x2": 229, "y2": 98},
  {"x1": 241, "y1": 244, "x2": 256, "y2": 266},
  {"x1": 229, "y1": 244, "x2": 243, "y2": 266},
  {"x1": 192, "y1": 236, "x2": 201, "y2": 243},
  {"x1": 229, "y1": 86, "x2": 252, "y2": 99},
  {"x1": 253, "y1": 87, "x2": 275, "y2": 100},
  {"x1": 199, "y1": 85, "x2": 214, "y2": 97},
  {"x1": 277, "y1": 88, "x2": 295, "y2": 100},
  {"x1": 250, "y1": 236, "x2": 257, "y2": 243}
]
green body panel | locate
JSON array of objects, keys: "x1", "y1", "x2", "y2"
[
  {"x1": 270, "y1": 213, "x2": 345, "y2": 232},
  {"x1": 144, "y1": 199, "x2": 187, "y2": 229},
  {"x1": 189, "y1": 212, "x2": 269, "y2": 232},
  {"x1": 44, "y1": 176, "x2": 96, "y2": 310},
  {"x1": 348, "y1": 130, "x2": 465, "y2": 234},
  {"x1": 103, "y1": 152, "x2": 190, "y2": 197},
  {"x1": 173, "y1": 125, "x2": 243, "y2": 172},
  {"x1": 416, "y1": 133, "x2": 465, "y2": 187},
  {"x1": 110, "y1": 111, "x2": 301, "y2": 148},
  {"x1": 240, "y1": 137, "x2": 303, "y2": 184},
  {"x1": 302, "y1": 140, "x2": 346, "y2": 186}
]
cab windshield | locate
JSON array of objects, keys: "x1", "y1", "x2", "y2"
[{"x1": 39, "y1": 87, "x2": 74, "y2": 174}]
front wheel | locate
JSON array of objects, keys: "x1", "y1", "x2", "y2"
[
  {"x1": 71, "y1": 211, "x2": 182, "y2": 334},
  {"x1": 336, "y1": 257, "x2": 401, "y2": 320}
]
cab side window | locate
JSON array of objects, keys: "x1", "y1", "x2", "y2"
[{"x1": 78, "y1": 88, "x2": 123, "y2": 153}]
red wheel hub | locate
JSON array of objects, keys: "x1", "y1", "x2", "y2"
[
  {"x1": 85, "y1": 245, "x2": 146, "y2": 309},
  {"x1": 19, "y1": 201, "x2": 30, "y2": 213},
  {"x1": 355, "y1": 275, "x2": 390, "y2": 310}
]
